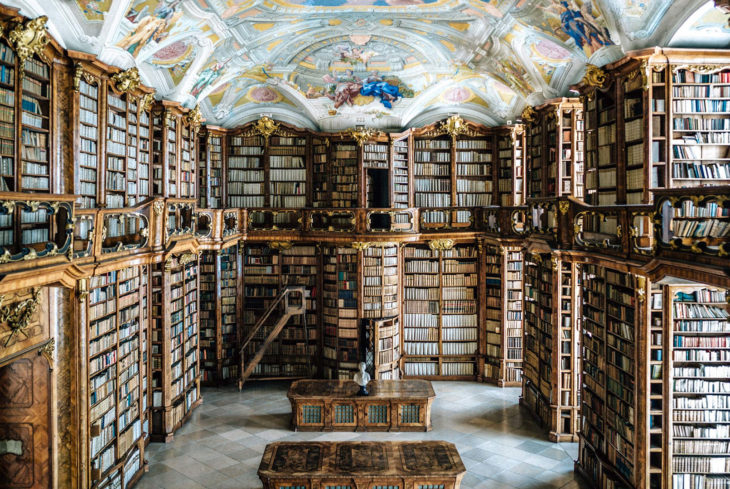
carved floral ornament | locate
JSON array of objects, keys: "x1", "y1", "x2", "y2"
[
  {"x1": 6, "y1": 16, "x2": 49, "y2": 70},
  {"x1": 111, "y1": 67, "x2": 141, "y2": 93},
  {"x1": 185, "y1": 105, "x2": 204, "y2": 132},
  {"x1": 141, "y1": 93, "x2": 155, "y2": 112},
  {"x1": 347, "y1": 127, "x2": 382, "y2": 147},
  {"x1": 351, "y1": 241, "x2": 371, "y2": 250},
  {"x1": 269, "y1": 241, "x2": 293, "y2": 250},
  {"x1": 558, "y1": 201, "x2": 570, "y2": 215},
  {"x1": 520, "y1": 106, "x2": 536, "y2": 124},
  {"x1": 73, "y1": 63, "x2": 97, "y2": 92},
  {"x1": 581, "y1": 64, "x2": 607, "y2": 101},
  {"x1": 428, "y1": 239, "x2": 454, "y2": 251},
  {"x1": 0, "y1": 288, "x2": 41, "y2": 347},
  {"x1": 39, "y1": 338, "x2": 54, "y2": 368},
  {"x1": 178, "y1": 252, "x2": 197, "y2": 265}
]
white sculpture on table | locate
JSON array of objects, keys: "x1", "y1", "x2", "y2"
[{"x1": 353, "y1": 362, "x2": 370, "y2": 396}]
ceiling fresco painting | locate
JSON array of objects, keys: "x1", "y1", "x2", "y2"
[{"x1": 7, "y1": 0, "x2": 730, "y2": 130}]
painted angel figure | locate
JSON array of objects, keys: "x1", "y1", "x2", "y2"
[
  {"x1": 191, "y1": 59, "x2": 231, "y2": 97},
  {"x1": 117, "y1": 0, "x2": 183, "y2": 57},
  {"x1": 323, "y1": 69, "x2": 362, "y2": 108},
  {"x1": 537, "y1": 0, "x2": 612, "y2": 52},
  {"x1": 360, "y1": 71, "x2": 401, "y2": 109}
]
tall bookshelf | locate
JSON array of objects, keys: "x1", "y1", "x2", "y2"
[
  {"x1": 364, "y1": 139, "x2": 390, "y2": 208},
  {"x1": 198, "y1": 129, "x2": 224, "y2": 208},
  {"x1": 269, "y1": 135, "x2": 307, "y2": 208},
  {"x1": 227, "y1": 134, "x2": 264, "y2": 207},
  {"x1": 199, "y1": 246, "x2": 240, "y2": 385},
  {"x1": 583, "y1": 79, "x2": 618, "y2": 206},
  {"x1": 84, "y1": 265, "x2": 147, "y2": 487},
  {"x1": 484, "y1": 244, "x2": 524, "y2": 387},
  {"x1": 497, "y1": 126, "x2": 525, "y2": 206},
  {"x1": 522, "y1": 252, "x2": 580, "y2": 442},
  {"x1": 179, "y1": 115, "x2": 196, "y2": 200},
  {"x1": 149, "y1": 255, "x2": 201, "y2": 442},
  {"x1": 241, "y1": 243, "x2": 318, "y2": 379},
  {"x1": 523, "y1": 98, "x2": 584, "y2": 199},
  {"x1": 365, "y1": 317, "x2": 401, "y2": 380},
  {"x1": 403, "y1": 243, "x2": 478, "y2": 379},
  {"x1": 362, "y1": 244, "x2": 399, "y2": 320},
  {"x1": 455, "y1": 136, "x2": 493, "y2": 206},
  {"x1": 414, "y1": 137, "x2": 451, "y2": 207},
  {"x1": 331, "y1": 142, "x2": 358, "y2": 208},
  {"x1": 312, "y1": 136, "x2": 329, "y2": 207},
  {"x1": 577, "y1": 264, "x2": 640, "y2": 488},
  {"x1": 76, "y1": 74, "x2": 100, "y2": 208},
  {"x1": 392, "y1": 133, "x2": 410, "y2": 208},
  {"x1": 322, "y1": 246, "x2": 359, "y2": 379}
]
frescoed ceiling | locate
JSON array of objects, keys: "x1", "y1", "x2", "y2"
[{"x1": 5, "y1": 0, "x2": 730, "y2": 130}]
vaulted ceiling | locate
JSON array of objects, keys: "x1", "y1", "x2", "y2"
[{"x1": 7, "y1": 0, "x2": 730, "y2": 130}]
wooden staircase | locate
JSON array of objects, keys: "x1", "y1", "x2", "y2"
[{"x1": 238, "y1": 286, "x2": 306, "y2": 389}]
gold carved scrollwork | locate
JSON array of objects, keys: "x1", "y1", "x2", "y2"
[
  {"x1": 153, "y1": 200, "x2": 165, "y2": 216},
  {"x1": 185, "y1": 105, "x2": 204, "y2": 132},
  {"x1": 163, "y1": 111, "x2": 174, "y2": 128},
  {"x1": 77, "y1": 278, "x2": 89, "y2": 302},
  {"x1": 672, "y1": 64, "x2": 726, "y2": 75},
  {"x1": 428, "y1": 239, "x2": 454, "y2": 251},
  {"x1": 141, "y1": 93, "x2": 155, "y2": 112},
  {"x1": 73, "y1": 64, "x2": 96, "y2": 92},
  {"x1": 249, "y1": 116, "x2": 280, "y2": 145},
  {"x1": 38, "y1": 338, "x2": 54, "y2": 368},
  {"x1": 581, "y1": 64, "x2": 607, "y2": 101},
  {"x1": 440, "y1": 115, "x2": 475, "y2": 142},
  {"x1": 558, "y1": 201, "x2": 570, "y2": 215},
  {"x1": 7, "y1": 16, "x2": 49, "y2": 71},
  {"x1": 351, "y1": 241, "x2": 372, "y2": 251},
  {"x1": 178, "y1": 253, "x2": 198, "y2": 265},
  {"x1": 551, "y1": 257, "x2": 559, "y2": 271},
  {"x1": 111, "y1": 67, "x2": 141, "y2": 93},
  {"x1": 269, "y1": 241, "x2": 293, "y2": 250},
  {"x1": 347, "y1": 127, "x2": 381, "y2": 147},
  {"x1": 0, "y1": 288, "x2": 41, "y2": 347},
  {"x1": 521, "y1": 106, "x2": 536, "y2": 123},
  {"x1": 636, "y1": 276, "x2": 647, "y2": 303}
]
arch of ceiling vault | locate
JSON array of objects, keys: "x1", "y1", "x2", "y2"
[{"x1": 1, "y1": 0, "x2": 727, "y2": 131}]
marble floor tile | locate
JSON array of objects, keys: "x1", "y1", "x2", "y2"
[{"x1": 137, "y1": 381, "x2": 591, "y2": 489}]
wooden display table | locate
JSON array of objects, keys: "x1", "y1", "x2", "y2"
[
  {"x1": 258, "y1": 441, "x2": 466, "y2": 489},
  {"x1": 287, "y1": 379, "x2": 435, "y2": 431}
]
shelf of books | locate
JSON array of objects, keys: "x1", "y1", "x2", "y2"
[
  {"x1": 179, "y1": 117, "x2": 196, "y2": 200},
  {"x1": 623, "y1": 67, "x2": 647, "y2": 204},
  {"x1": 76, "y1": 74, "x2": 100, "y2": 208},
  {"x1": 312, "y1": 136, "x2": 329, "y2": 207},
  {"x1": 365, "y1": 317, "x2": 401, "y2": 380},
  {"x1": 668, "y1": 283, "x2": 730, "y2": 489},
  {"x1": 149, "y1": 255, "x2": 201, "y2": 442},
  {"x1": 521, "y1": 252, "x2": 580, "y2": 441},
  {"x1": 20, "y1": 55, "x2": 52, "y2": 194},
  {"x1": 363, "y1": 244, "x2": 399, "y2": 320},
  {"x1": 392, "y1": 133, "x2": 410, "y2": 208},
  {"x1": 583, "y1": 80, "x2": 618, "y2": 206},
  {"x1": 279, "y1": 244, "x2": 318, "y2": 378},
  {"x1": 484, "y1": 245, "x2": 524, "y2": 387},
  {"x1": 84, "y1": 265, "x2": 147, "y2": 487},
  {"x1": 0, "y1": 37, "x2": 16, "y2": 194},
  {"x1": 402, "y1": 243, "x2": 478, "y2": 379},
  {"x1": 269, "y1": 135, "x2": 307, "y2": 208},
  {"x1": 577, "y1": 264, "x2": 639, "y2": 489},
  {"x1": 647, "y1": 283, "x2": 666, "y2": 489},
  {"x1": 525, "y1": 110, "x2": 544, "y2": 199},
  {"x1": 414, "y1": 137, "x2": 451, "y2": 207},
  {"x1": 670, "y1": 65, "x2": 730, "y2": 189},
  {"x1": 198, "y1": 128, "x2": 225, "y2": 208},
  {"x1": 105, "y1": 89, "x2": 128, "y2": 208},
  {"x1": 322, "y1": 246, "x2": 359, "y2": 379},
  {"x1": 497, "y1": 126, "x2": 525, "y2": 206},
  {"x1": 241, "y1": 243, "x2": 318, "y2": 379},
  {"x1": 455, "y1": 136, "x2": 493, "y2": 206},
  {"x1": 331, "y1": 142, "x2": 358, "y2": 208},
  {"x1": 199, "y1": 246, "x2": 240, "y2": 385},
  {"x1": 228, "y1": 133, "x2": 264, "y2": 207}
]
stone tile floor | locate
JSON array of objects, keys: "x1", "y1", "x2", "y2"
[{"x1": 138, "y1": 381, "x2": 590, "y2": 489}]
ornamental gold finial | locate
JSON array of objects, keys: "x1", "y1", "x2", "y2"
[
  {"x1": 347, "y1": 127, "x2": 380, "y2": 147},
  {"x1": 521, "y1": 106, "x2": 536, "y2": 123},
  {"x1": 7, "y1": 16, "x2": 49, "y2": 70},
  {"x1": 440, "y1": 115, "x2": 469, "y2": 142},
  {"x1": 254, "y1": 116, "x2": 279, "y2": 144},
  {"x1": 583, "y1": 64, "x2": 607, "y2": 88},
  {"x1": 111, "y1": 67, "x2": 141, "y2": 93},
  {"x1": 185, "y1": 104, "x2": 204, "y2": 132}
]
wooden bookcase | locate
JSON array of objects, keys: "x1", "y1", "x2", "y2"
[
  {"x1": 391, "y1": 131, "x2": 411, "y2": 208},
  {"x1": 523, "y1": 98, "x2": 584, "y2": 199},
  {"x1": 199, "y1": 245, "x2": 241, "y2": 385},
  {"x1": 149, "y1": 254, "x2": 201, "y2": 442},
  {"x1": 577, "y1": 263, "x2": 641, "y2": 488},
  {"x1": 365, "y1": 317, "x2": 401, "y2": 380},
  {"x1": 402, "y1": 242, "x2": 479, "y2": 379},
  {"x1": 149, "y1": 102, "x2": 198, "y2": 199},
  {"x1": 496, "y1": 125, "x2": 525, "y2": 206},
  {"x1": 521, "y1": 251, "x2": 580, "y2": 442},
  {"x1": 331, "y1": 140, "x2": 359, "y2": 208},
  {"x1": 483, "y1": 244, "x2": 524, "y2": 387},
  {"x1": 312, "y1": 135, "x2": 329, "y2": 207},
  {"x1": 83, "y1": 264, "x2": 148, "y2": 488},
  {"x1": 197, "y1": 127, "x2": 226, "y2": 209},
  {"x1": 241, "y1": 243, "x2": 318, "y2": 379},
  {"x1": 575, "y1": 49, "x2": 730, "y2": 205}
]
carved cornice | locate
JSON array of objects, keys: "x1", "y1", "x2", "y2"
[
  {"x1": 7, "y1": 16, "x2": 49, "y2": 71},
  {"x1": 111, "y1": 67, "x2": 141, "y2": 93},
  {"x1": 0, "y1": 288, "x2": 41, "y2": 347}
]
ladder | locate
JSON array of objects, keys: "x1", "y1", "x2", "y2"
[{"x1": 238, "y1": 285, "x2": 306, "y2": 390}]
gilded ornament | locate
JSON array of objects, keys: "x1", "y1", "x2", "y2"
[
  {"x1": 252, "y1": 116, "x2": 280, "y2": 144},
  {"x1": 153, "y1": 200, "x2": 165, "y2": 216},
  {"x1": 178, "y1": 252, "x2": 197, "y2": 265},
  {"x1": 347, "y1": 127, "x2": 380, "y2": 147},
  {"x1": 7, "y1": 16, "x2": 49, "y2": 70},
  {"x1": 0, "y1": 288, "x2": 41, "y2": 347},
  {"x1": 163, "y1": 111, "x2": 174, "y2": 128},
  {"x1": 351, "y1": 241, "x2": 372, "y2": 251},
  {"x1": 77, "y1": 278, "x2": 88, "y2": 302},
  {"x1": 672, "y1": 64, "x2": 725, "y2": 75},
  {"x1": 636, "y1": 276, "x2": 647, "y2": 303},
  {"x1": 582, "y1": 64, "x2": 607, "y2": 88},
  {"x1": 111, "y1": 67, "x2": 141, "y2": 93},
  {"x1": 141, "y1": 93, "x2": 155, "y2": 112},
  {"x1": 439, "y1": 115, "x2": 477, "y2": 141},
  {"x1": 185, "y1": 105, "x2": 204, "y2": 132},
  {"x1": 510, "y1": 124, "x2": 524, "y2": 143},
  {"x1": 616, "y1": 224, "x2": 622, "y2": 239},
  {"x1": 269, "y1": 241, "x2": 293, "y2": 250},
  {"x1": 521, "y1": 106, "x2": 536, "y2": 123},
  {"x1": 558, "y1": 201, "x2": 570, "y2": 215},
  {"x1": 551, "y1": 257, "x2": 559, "y2": 271},
  {"x1": 428, "y1": 239, "x2": 454, "y2": 251},
  {"x1": 38, "y1": 338, "x2": 55, "y2": 368}
]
